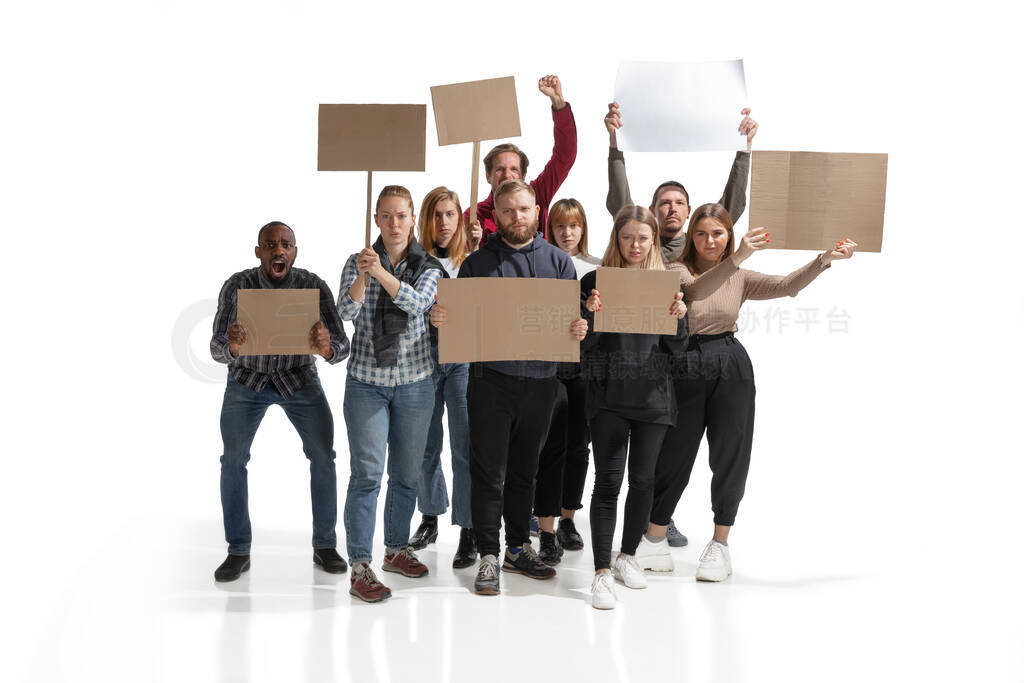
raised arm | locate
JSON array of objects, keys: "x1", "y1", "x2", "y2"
[
  {"x1": 531, "y1": 75, "x2": 577, "y2": 208},
  {"x1": 717, "y1": 109, "x2": 758, "y2": 223},
  {"x1": 672, "y1": 227, "x2": 771, "y2": 300},
  {"x1": 743, "y1": 238, "x2": 856, "y2": 301},
  {"x1": 605, "y1": 102, "x2": 634, "y2": 217}
]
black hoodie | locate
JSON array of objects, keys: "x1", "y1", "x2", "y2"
[
  {"x1": 579, "y1": 269, "x2": 689, "y2": 426},
  {"x1": 457, "y1": 232, "x2": 577, "y2": 378}
]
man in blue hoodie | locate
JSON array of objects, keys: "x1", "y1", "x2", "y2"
[{"x1": 430, "y1": 179, "x2": 588, "y2": 595}]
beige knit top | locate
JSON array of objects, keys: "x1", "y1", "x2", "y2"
[{"x1": 668, "y1": 253, "x2": 830, "y2": 335}]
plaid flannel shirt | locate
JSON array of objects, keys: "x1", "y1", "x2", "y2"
[
  {"x1": 337, "y1": 252, "x2": 440, "y2": 387},
  {"x1": 210, "y1": 267, "x2": 349, "y2": 398}
]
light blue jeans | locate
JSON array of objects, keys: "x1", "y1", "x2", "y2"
[
  {"x1": 342, "y1": 375, "x2": 435, "y2": 565},
  {"x1": 417, "y1": 361, "x2": 472, "y2": 528}
]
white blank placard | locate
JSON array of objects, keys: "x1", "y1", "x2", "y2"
[{"x1": 613, "y1": 60, "x2": 748, "y2": 153}]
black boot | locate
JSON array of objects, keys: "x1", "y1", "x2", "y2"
[
  {"x1": 538, "y1": 530, "x2": 564, "y2": 566},
  {"x1": 556, "y1": 517, "x2": 585, "y2": 551},
  {"x1": 214, "y1": 554, "x2": 250, "y2": 582},
  {"x1": 313, "y1": 548, "x2": 348, "y2": 574},
  {"x1": 409, "y1": 515, "x2": 439, "y2": 550},
  {"x1": 452, "y1": 527, "x2": 478, "y2": 569}
]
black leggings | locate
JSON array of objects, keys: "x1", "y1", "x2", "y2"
[
  {"x1": 589, "y1": 411, "x2": 669, "y2": 570},
  {"x1": 651, "y1": 336, "x2": 756, "y2": 527},
  {"x1": 534, "y1": 375, "x2": 590, "y2": 516}
]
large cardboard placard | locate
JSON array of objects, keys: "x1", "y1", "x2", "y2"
[
  {"x1": 750, "y1": 151, "x2": 887, "y2": 252},
  {"x1": 317, "y1": 104, "x2": 426, "y2": 171},
  {"x1": 236, "y1": 289, "x2": 320, "y2": 356},
  {"x1": 613, "y1": 60, "x2": 748, "y2": 153},
  {"x1": 593, "y1": 267, "x2": 681, "y2": 335},
  {"x1": 436, "y1": 278, "x2": 579, "y2": 363},
  {"x1": 430, "y1": 77, "x2": 521, "y2": 146}
]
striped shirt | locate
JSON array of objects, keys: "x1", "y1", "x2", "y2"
[
  {"x1": 337, "y1": 252, "x2": 441, "y2": 386},
  {"x1": 210, "y1": 267, "x2": 350, "y2": 398}
]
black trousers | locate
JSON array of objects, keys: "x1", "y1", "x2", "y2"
[
  {"x1": 589, "y1": 411, "x2": 669, "y2": 570},
  {"x1": 467, "y1": 367, "x2": 559, "y2": 557},
  {"x1": 533, "y1": 375, "x2": 591, "y2": 516},
  {"x1": 650, "y1": 335, "x2": 755, "y2": 527}
]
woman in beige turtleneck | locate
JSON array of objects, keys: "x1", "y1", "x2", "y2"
[{"x1": 633, "y1": 202, "x2": 857, "y2": 582}]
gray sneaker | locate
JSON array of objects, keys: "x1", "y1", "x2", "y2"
[
  {"x1": 666, "y1": 519, "x2": 689, "y2": 547},
  {"x1": 474, "y1": 554, "x2": 500, "y2": 595},
  {"x1": 502, "y1": 543, "x2": 556, "y2": 579}
]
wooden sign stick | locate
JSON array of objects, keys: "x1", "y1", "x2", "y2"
[
  {"x1": 469, "y1": 141, "x2": 480, "y2": 224},
  {"x1": 364, "y1": 170, "x2": 373, "y2": 285}
]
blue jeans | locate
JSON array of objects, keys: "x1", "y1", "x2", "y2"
[
  {"x1": 417, "y1": 361, "x2": 472, "y2": 528},
  {"x1": 343, "y1": 375, "x2": 435, "y2": 565},
  {"x1": 219, "y1": 374, "x2": 337, "y2": 555}
]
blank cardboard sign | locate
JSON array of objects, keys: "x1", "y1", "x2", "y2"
[
  {"x1": 236, "y1": 289, "x2": 320, "y2": 356},
  {"x1": 317, "y1": 104, "x2": 426, "y2": 171},
  {"x1": 436, "y1": 278, "x2": 579, "y2": 363},
  {"x1": 750, "y1": 151, "x2": 887, "y2": 252},
  {"x1": 613, "y1": 60, "x2": 748, "y2": 153},
  {"x1": 594, "y1": 267, "x2": 681, "y2": 335},
  {"x1": 430, "y1": 77, "x2": 521, "y2": 146}
]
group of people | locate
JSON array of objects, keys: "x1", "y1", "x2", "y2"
[{"x1": 209, "y1": 75, "x2": 858, "y2": 610}]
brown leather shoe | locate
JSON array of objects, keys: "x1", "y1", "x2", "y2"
[
  {"x1": 349, "y1": 563, "x2": 392, "y2": 603},
  {"x1": 382, "y1": 547, "x2": 429, "y2": 578}
]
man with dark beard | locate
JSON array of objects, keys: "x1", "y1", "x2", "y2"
[{"x1": 430, "y1": 180, "x2": 587, "y2": 595}]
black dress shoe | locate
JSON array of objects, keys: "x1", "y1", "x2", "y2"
[
  {"x1": 409, "y1": 515, "x2": 439, "y2": 550},
  {"x1": 556, "y1": 517, "x2": 584, "y2": 551},
  {"x1": 313, "y1": 548, "x2": 348, "y2": 574},
  {"x1": 538, "y1": 530, "x2": 564, "y2": 566},
  {"x1": 452, "y1": 527, "x2": 478, "y2": 569},
  {"x1": 214, "y1": 554, "x2": 250, "y2": 582}
]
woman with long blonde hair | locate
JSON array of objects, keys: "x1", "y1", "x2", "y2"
[
  {"x1": 407, "y1": 187, "x2": 477, "y2": 569},
  {"x1": 580, "y1": 205, "x2": 686, "y2": 610}
]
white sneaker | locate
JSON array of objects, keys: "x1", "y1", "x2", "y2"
[
  {"x1": 613, "y1": 554, "x2": 648, "y2": 589},
  {"x1": 591, "y1": 572, "x2": 617, "y2": 610},
  {"x1": 695, "y1": 540, "x2": 732, "y2": 582},
  {"x1": 634, "y1": 534, "x2": 674, "y2": 572}
]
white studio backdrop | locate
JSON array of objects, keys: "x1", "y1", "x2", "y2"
[{"x1": 2, "y1": 0, "x2": 1022, "y2": 681}]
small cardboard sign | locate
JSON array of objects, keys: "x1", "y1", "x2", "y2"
[
  {"x1": 430, "y1": 76, "x2": 521, "y2": 146},
  {"x1": 750, "y1": 150, "x2": 887, "y2": 252},
  {"x1": 317, "y1": 104, "x2": 426, "y2": 171},
  {"x1": 593, "y1": 267, "x2": 681, "y2": 335},
  {"x1": 436, "y1": 278, "x2": 579, "y2": 363},
  {"x1": 236, "y1": 289, "x2": 320, "y2": 356}
]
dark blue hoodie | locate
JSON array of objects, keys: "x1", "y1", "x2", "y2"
[{"x1": 457, "y1": 231, "x2": 577, "y2": 378}]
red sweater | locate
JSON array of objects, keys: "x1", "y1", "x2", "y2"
[{"x1": 466, "y1": 103, "x2": 577, "y2": 241}]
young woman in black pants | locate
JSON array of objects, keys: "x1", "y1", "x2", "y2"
[
  {"x1": 532, "y1": 199, "x2": 603, "y2": 563},
  {"x1": 580, "y1": 205, "x2": 688, "y2": 610},
  {"x1": 639, "y1": 203, "x2": 856, "y2": 581}
]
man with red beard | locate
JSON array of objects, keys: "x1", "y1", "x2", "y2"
[{"x1": 431, "y1": 180, "x2": 587, "y2": 595}]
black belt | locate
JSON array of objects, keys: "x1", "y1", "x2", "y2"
[{"x1": 687, "y1": 331, "x2": 735, "y2": 350}]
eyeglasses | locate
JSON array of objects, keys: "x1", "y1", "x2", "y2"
[{"x1": 260, "y1": 241, "x2": 295, "y2": 250}]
